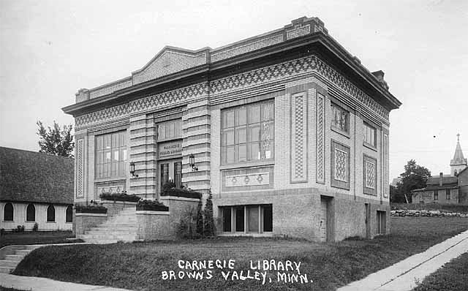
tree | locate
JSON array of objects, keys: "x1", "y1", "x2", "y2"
[
  {"x1": 394, "y1": 159, "x2": 431, "y2": 203},
  {"x1": 37, "y1": 121, "x2": 74, "y2": 157},
  {"x1": 203, "y1": 192, "x2": 215, "y2": 237}
]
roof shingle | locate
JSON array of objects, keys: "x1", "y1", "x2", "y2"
[{"x1": 0, "y1": 147, "x2": 74, "y2": 204}]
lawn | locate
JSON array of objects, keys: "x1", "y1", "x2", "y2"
[
  {"x1": 0, "y1": 231, "x2": 77, "y2": 248},
  {"x1": 413, "y1": 252, "x2": 468, "y2": 291},
  {"x1": 13, "y1": 217, "x2": 468, "y2": 291}
]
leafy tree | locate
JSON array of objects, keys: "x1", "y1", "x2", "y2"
[
  {"x1": 393, "y1": 159, "x2": 431, "y2": 203},
  {"x1": 37, "y1": 121, "x2": 74, "y2": 157}
]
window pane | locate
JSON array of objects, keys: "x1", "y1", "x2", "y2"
[
  {"x1": 237, "y1": 107, "x2": 247, "y2": 126},
  {"x1": 226, "y1": 130, "x2": 235, "y2": 145},
  {"x1": 238, "y1": 144, "x2": 247, "y2": 162},
  {"x1": 223, "y1": 208, "x2": 232, "y2": 232},
  {"x1": 262, "y1": 102, "x2": 274, "y2": 121},
  {"x1": 225, "y1": 111, "x2": 234, "y2": 128},
  {"x1": 249, "y1": 143, "x2": 260, "y2": 160},
  {"x1": 235, "y1": 207, "x2": 244, "y2": 232},
  {"x1": 227, "y1": 146, "x2": 235, "y2": 164},
  {"x1": 247, "y1": 206, "x2": 259, "y2": 233},
  {"x1": 249, "y1": 105, "x2": 260, "y2": 123},
  {"x1": 263, "y1": 205, "x2": 273, "y2": 232},
  {"x1": 250, "y1": 126, "x2": 260, "y2": 142},
  {"x1": 237, "y1": 127, "x2": 246, "y2": 143}
]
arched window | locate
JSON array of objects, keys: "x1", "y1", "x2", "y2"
[
  {"x1": 27, "y1": 204, "x2": 35, "y2": 222},
  {"x1": 66, "y1": 205, "x2": 73, "y2": 223},
  {"x1": 47, "y1": 205, "x2": 55, "y2": 222},
  {"x1": 4, "y1": 203, "x2": 13, "y2": 221}
]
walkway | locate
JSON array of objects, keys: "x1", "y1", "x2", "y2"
[
  {"x1": 0, "y1": 273, "x2": 132, "y2": 290},
  {"x1": 337, "y1": 229, "x2": 468, "y2": 291}
]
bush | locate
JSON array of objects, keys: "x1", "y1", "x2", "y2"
[
  {"x1": 99, "y1": 192, "x2": 141, "y2": 202},
  {"x1": 32, "y1": 223, "x2": 39, "y2": 232},
  {"x1": 160, "y1": 181, "x2": 202, "y2": 199},
  {"x1": 203, "y1": 192, "x2": 215, "y2": 237},
  {"x1": 176, "y1": 206, "x2": 200, "y2": 239},
  {"x1": 75, "y1": 204, "x2": 107, "y2": 214},
  {"x1": 0, "y1": 228, "x2": 4, "y2": 236},
  {"x1": 136, "y1": 200, "x2": 169, "y2": 211},
  {"x1": 14, "y1": 225, "x2": 25, "y2": 233}
]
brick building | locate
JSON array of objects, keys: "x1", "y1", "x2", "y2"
[{"x1": 63, "y1": 17, "x2": 401, "y2": 241}]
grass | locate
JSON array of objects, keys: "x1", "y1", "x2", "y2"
[
  {"x1": 413, "y1": 252, "x2": 468, "y2": 291},
  {"x1": 13, "y1": 217, "x2": 468, "y2": 291},
  {"x1": 391, "y1": 203, "x2": 468, "y2": 213},
  {"x1": 0, "y1": 231, "x2": 77, "y2": 248}
]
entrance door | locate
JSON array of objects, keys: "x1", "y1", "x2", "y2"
[
  {"x1": 320, "y1": 198, "x2": 328, "y2": 242},
  {"x1": 365, "y1": 203, "x2": 371, "y2": 239},
  {"x1": 159, "y1": 159, "x2": 182, "y2": 192}
]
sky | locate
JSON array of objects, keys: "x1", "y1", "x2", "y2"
[{"x1": 0, "y1": 0, "x2": 467, "y2": 179}]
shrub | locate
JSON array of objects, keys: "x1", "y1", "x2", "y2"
[
  {"x1": 136, "y1": 200, "x2": 169, "y2": 211},
  {"x1": 160, "y1": 181, "x2": 202, "y2": 199},
  {"x1": 203, "y1": 192, "x2": 215, "y2": 237},
  {"x1": 0, "y1": 228, "x2": 4, "y2": 236},
  {"x1": 32, "y1": 222, "x2": 39, "y2": 232},
  {"x1": 177, "y1": 206, "x2": 200, "y2": 239},
  {"x1": 196, "y1": 200, "x2": 204, "y2": 236},
  {"x1": 99, "y1": 192, "x2": 141, "y2": 202},
  {"x1": 75, "y1": 204, "x2": 107, "y2": 214},
  {"x1": 15, "y1": 225, "x2": 25, "y2": 233}
]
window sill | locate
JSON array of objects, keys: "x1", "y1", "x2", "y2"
[
  {"x1": 220, "y1": 160, "x2": 275, "y2": 170},
  {"x1": 94, "y1": 177, "x2": 127, "y2": 183},
  {"x1": 363, "y1": 143, "x2": 377, "y2": 152},
  {"x1": 46, "y1": 221, "x2": 56, "y2": 223},
  {"x1": 331, "y1": 127, "x2": 350, "y2": 139}
]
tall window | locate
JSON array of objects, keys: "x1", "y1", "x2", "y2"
[
  {"x1": 96, "y1": 131, "x2": 127, "y2": 179},
  {"x1": 446, "y1": 189, "x2": 451, "y2": 200},
  {"x1": 66, "y1": 205, "x2": 73, "y2": 223},
  {"x1": 160, "y1": 163, "x2": 169, "y2": 189},
  {"x1": 364, "y1": 123, "x2": 376, "y2": 147},
  {"x1": 4, "y1": 203, "x2": 13, "y2": 221},
  {"x1": 47, "y1": 205, "x2": 55, "y2": 222},
  {"x1": 158, "y1": 119, "x2": 182, "y2": 140},
  {"x1": 221, "y1": 100, "x2": 274, "y2": 164},
  {"x1": 174, "y1": 161, "x2": 182, "y2": 188},
  {"x1": 27, "y1": 204, "x2": 35, "y2": 222},
  {"x1": 331, "y1": 103, "x2": 349, "y2": 134},
  {"x1": 434, "y1": 190, "x2": 438, "y2": 201}
]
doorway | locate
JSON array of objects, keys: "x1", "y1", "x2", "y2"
[
  {"x1": 319, "y1": 196, "x2": 331, "y2": 242},
  {"x1": 158, "y1": 159, "x2": 182, "y2": 193}
]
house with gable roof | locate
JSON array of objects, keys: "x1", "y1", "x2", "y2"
[
  {"x1": 412, "y1": 135, "x2": 468, "y2": 204},
  {"x1": 0, "y1": 147, "x2": 74, "y2": 231}
]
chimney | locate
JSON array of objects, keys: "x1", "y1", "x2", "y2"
[
  {"x1": 439, "y1": 172, "x2": 443, "y2": 186},
  {"x1": 372, "y1": 70, "x2": 389, "y2": 90}
]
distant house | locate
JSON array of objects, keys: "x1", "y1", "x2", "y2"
[
  {"x1": 0, "y1": 147, "x2": 74, "y2": 231},
  {"x1": 412, "y1": 135, "x2": 468, "y2": 204}
]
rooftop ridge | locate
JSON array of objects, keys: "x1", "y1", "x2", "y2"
[{"x1": 76, "y1": 16, "x2": 330, "y2": 102}]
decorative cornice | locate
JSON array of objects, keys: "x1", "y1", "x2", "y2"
[{"x1": 74, "y1": 54, "x2": 390, "y2": 130}]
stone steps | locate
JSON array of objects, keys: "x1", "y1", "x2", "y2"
[
  {"x1": 80, "y1": 207, "x2": 138, "y2": 244},
  {"x1": 0, "y1": 245, "x2": 40, "y2": 274}
]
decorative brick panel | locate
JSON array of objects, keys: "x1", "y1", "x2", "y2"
[
  {"x1": 290, "y1": 92, "x2": 308, "y2": 183},
  {"x1": 316, "y1": 92, "x2": 325, "y2": 184},
  {"x1": 76, "y1": 139, "x2": 84, "y2": 198}
]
